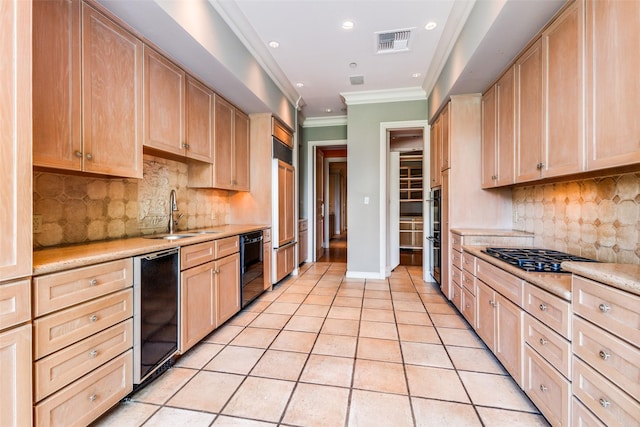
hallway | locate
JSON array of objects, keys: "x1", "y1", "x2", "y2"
[
  {"x1": 95, "y1": 263, "x2": 547, "y2": 427},
  {"x1": 317, "y1": 233, "x2": 347, "y2": 263}
]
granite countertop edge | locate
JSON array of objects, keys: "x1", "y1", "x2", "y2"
[
  {"x1": 451, "y1": 228, "x2": 535, "y2": 237},
  {"x1": 33, "y1": 224, "x2": 269, "y2": 276}
]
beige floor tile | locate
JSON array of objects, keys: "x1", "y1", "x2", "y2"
[
  {"x1": 425, "y1": 302, "x2": 458, "y2": 315},
  {"x1": 93, "y1": 401, "x2": 158, "y2": 426},
  {"x1": 263, "y1": 302, "x2": 300, "y2": 315},
  {"x1": 415, "y1": 283, "x2": 441, "y2": 294},
  {"x1": 284, "y1": 315, "x2": 324, "y2": 333},
  {"x1": 321, "y1": 318, "x2": 360, "y2": 336},
  {"x1": 405, "y1": 365, "x2": 469, "y2": 403},
  {"x1": 362, "y1": 298, "x2": 393, "y2": 310},
  {"x1": 174, "y1": 342, "x2": 224, "y2": 369},
  {"x1": 275, "y1": 292, "x2": 307, "y2": 303},
  {"x1": 353, "y1": 359, "x2": 408, "y2": 394},
  {"x1": 476, "y1": 407, "x2": 549, "y2": 427},
  {"x1": 300, "y1": 354, "x2": 354, "y2": 387},
  {"x1": 327, "y1": 306, "x2": 361, "y2": 320},
  {"x1": 401, "y1": 342, "x2": 453, "y2": 369},
  {"x1": 393, "y1": 300, "x2": 426, "y2": 312},
  {"x1": 168, "y1": 371, "x2": 244, "y2": 412},
  {"x1": 333, "y1": 296, "x2": 363, "y2": 308},
  {"x1": 204, "y1": 346, "x2": 265, "y2": 374},
  {"x1": 303, "y1": 294, "x2": 335, "y2": 305},
  {"x1": 364, "y1": 282, "x2": 390, "y2": 291},
  {"x1": 228, "y1": 311, "x2": 259, "y2": 327},
  {"x1": 204, "y1": 325, "x2": 245, "y2": 344},
  {"x1": 395, "y1": 311, "x2": 432, "y2": 326},
  {"x1": 144, "y1": 407, "x2": 215, "y2": 427},
  {"x1": 412, "y1": 398, "x2": 482, "y2": 427},
  {"x1": 357, "y1": 337, "x2": 402, "y2": 363},
  {"x1": 459, "y1": 371, "x2": 538, "y2": 412},
  {"x1": 283, "y1": 383, "x2": 350, "y2": 427},
  {"x1": 348, "y1": 390, "x2": 413, "y2": 427},
  {"x1": 447, "y1": 346, "x2": 507, "y2": 375},
  {"x1": 250, "y1": 350, "x2": 307, "y2": 381},
  {"x1": 295, "y1": 303, "x2": 330, "y2": 317},
  {"x1": 397, "y1": 324, "x2": 441, "y2": 344},
  {"x1": 364, "y1": 290, "x2": 392, "y2": 300},
  {"x1": 438, "y1": 328, "x2": 486, "y2": 348},
  {"x1": 309, "y1": 287, "x2": 338, "y2": 296},
  {"x1": 212, "y1": 415, "x2": 277, "y2": 426},
  {"x1": 230, "y1": 327, "x2": 279, "y2": 348},
  {"x1": 337, "y1": 288, "x2": 364, "y2": 298},
  {"x1": 312, "y1": 333, "x2": 357, "y2": 357},
  {"x1": 249, "y1": 313, "x2": 291, "y2": 329},
  {"x1": 360, "y1": 308, "x2": 395, "y2": 323},
  {"x1": 420, "y1": 293, "x2": 448, "y2": 304},
  {"x1": 130, "y1": 367, "x2": 196, "y2": 405},
  {"x1": 359, "y1": 320, "x2": 398, "y2": 340},
  {"x1": 269, "y1": 330, "x2": 317, "y2": 353},
  {"x1": 222, "y1": 377, "x2": 295, "y2": 423},
  {"x1": 392, "y1": 291, "x2": 421, "y2": 301},
  {"x1": 431, "y1": 313, "x2": 470, "y2": 329},
  {"x1": 244, "y1": 300, "x2": 270, "y2": 313}
]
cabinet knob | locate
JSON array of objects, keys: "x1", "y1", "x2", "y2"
[
  {"x1": 89, "y1": 350, "x2": 98, "y2": 359},
  {"x1": 85, "y1": 153, "x2": 93, "y2": 160},
  {"x1": 599, "y1": 398, "x2": 610, "y2": 408},
  {"x1": 536, "y1": 162, "x2": 544, "y2": 170},
  {"x1": 599, "y1": 349, "x2": 611, "y2": 361},
  {"x1": 539, "y1": 337, "x2": 548, "y2": 346},
  {"x1": 598, "y1": 303, "x2": 610, "y2": 313},
  {"x1": 74, "y1": 150, "x2": 83, "y2": 158},
  {"x1": 89, "y1": 279, "x2": 98, "y2": 286},
  {"x1": 539, "y1": 384, "x2": 548, "y2": 392},
  {"x1": 89, "y1": 394, "x2": 97, "y2": 402},
  {"x1": 539, "y1": 303, "x2": 548, "y2": 311},
  {"x1": 89, "y1": 314, "x2": 98, "y2": 323},
  {"x1": 491, "y1": 175, "x2": 497, "y2": 180}
]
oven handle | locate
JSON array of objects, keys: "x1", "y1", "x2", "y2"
[{"x1": 243, "y1": 235, "x2": 263, "y2": 245}]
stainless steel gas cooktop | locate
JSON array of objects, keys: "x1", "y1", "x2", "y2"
[{"x1": 482, "y1": 247, "x2": 598, "y2": 273}]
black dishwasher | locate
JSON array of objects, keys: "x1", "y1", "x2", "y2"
[
  {"x1": 133, "y1": 248, "x2": 179, "y2": 385},
  {"x1": 240, "y1": 231, "x2": 264, "y2": 307}
]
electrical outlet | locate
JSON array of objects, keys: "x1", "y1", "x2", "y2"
[
  {"x1": 33, "y1": 215, "x2": 43, "y2": 233},
  {"x1": 512, "y1": 210, "x2": 518, "y2": 224}
]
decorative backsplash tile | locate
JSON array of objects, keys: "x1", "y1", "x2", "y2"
[
  {"x1": 33, "y1": 155, "x2": 230, "y2": 248},
  {"x1": 513, "y1": 172, "x2": 640, "y2": 264}
]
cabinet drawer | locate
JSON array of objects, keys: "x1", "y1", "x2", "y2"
[
  {"x1": 35, "y1": 350, "x2": 133, "y2": 427},
  {"x1": 573, "y1": 316, "x2": 640, "y2": 402},
  {"x1": 34, "y1": 259, "x2": 132, "y2": 317},
  {"x1": 35, "y1": 289, "x2": 133, "y2": 359},
  {"x1": 451, "y1": 282, "x2": 462, "y2": 312},
  {"x1": 524, "y1": 314, "x2": 571, "y2": 378},
  {"x1": 525, "y1": 284, "x2": 571, "y2": 339},
  {"x1": 181, "y1": 241, "x2": 215, "y2": 270},
  {"x1": 461, "y1": 252, "x2": 476, "y2": 274},
  {"x1": 451, "y1": 265, "x2": 462, "y2": 287},
  {"x1": 451, "y1": 249, "x2": 462, "y2": 270},
  {"x1": 461, "y1": 286, "x2": 475, "y2": 327},
  {"x1": 572, "y1": 397, "x2": 606, "y2": 427},
  {"x1": 476, "y1": 258, "x2": 524, "y2": 307},
  {"x1": 573, "y1": 357, "x2": 640, "y2": 427},
  {"x1": 215, "y1": 236, "x2": 239, "y2": 259},
  {"x1": 451, "y1": 233, "x2": 462, "y2": 252},
  {"x1": 35, "y1": 319, "x2": 133, "y2": 401},
  {"x1": 524, "y1": 346, "x2": 570, "y2": 427},
  {"x1": 0, "y1": 278, "x2": 30, "y2": 330},
  {"x1": 573, "y1": 276, "x2": 640, "y2": 348},
  {"x1": 263, "y1": 228, "x2": 271, "y2": 243},
  {"x1": 462, "y1": 269, "x2": 475, "y2": 295},
  {"x1": 272, "y1": 118, "x2": 293, "y2": 148}
]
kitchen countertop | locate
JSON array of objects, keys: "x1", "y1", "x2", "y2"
[
  {"x1": 33, "y1": 224, "x2": 269, "y2": 276},
  {"x1": 451, "y1": 228, "x2": 534, "y2": 237},
  {"x1": 563, "y1": 261, "x2": 640, "y2": 297}
]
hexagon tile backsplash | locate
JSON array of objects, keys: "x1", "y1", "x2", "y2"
[
  {"x1": 513, "y1": 172, "x2": 640, "y2": 264},
  {"x1": 33, "y1": 155, "x2": 230, "y2": 248}
]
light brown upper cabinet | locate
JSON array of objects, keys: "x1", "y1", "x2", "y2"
[
  {"x1": 429, "y1": 110, "x2": 442, "y2": 188},
  {"x1": 234, "y1": 109, "x2": 250, "y2": 190},
  {"x1": 585, "y1": 0, "x2": 640, "y2": 170},
  {"x1": 273, "y1": 118, "x2": 293, "y2": 148},
  {"x1": 481, "y1": 86, "x2": 498, "y2": 188},
  {"x1": 440, "y1": 104, "x2": 451, "y2": 171},
  {"x1": 185, "y1": 77, "x2": 214, "y2": 163},
  {"x1": 496, "y1": 66, "x2": 516, "y2": 186},
  {"x1": 143, "y1": 46, "x2": 186, "y2": 157}
]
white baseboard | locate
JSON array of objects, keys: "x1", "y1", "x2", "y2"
[{"x1": 345, "y1": 270, "x2": 385, "y2": 280}]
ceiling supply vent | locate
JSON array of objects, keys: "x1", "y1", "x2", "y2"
[
  {"x1": 376, "y1": 28, "x2": 414, "y2": 54},
  {"x1": 350, "y1": 75, "x2": 364, "y2": 85}
]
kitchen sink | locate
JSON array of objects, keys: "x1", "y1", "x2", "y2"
[{"x1": 144, "y1": 233, "x2": 198, "y2": 240}]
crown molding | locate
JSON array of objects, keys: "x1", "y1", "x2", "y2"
[
  {"x1": 302, "y1": 115, "x2": 348, "y2": 128},
  {"x1": 340, "y1": 87, "x2": 427, "y2": 106}
]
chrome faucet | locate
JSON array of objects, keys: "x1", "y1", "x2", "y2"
[{"x1": 168, "y1": 189, "x2": 180, "y2": 234}]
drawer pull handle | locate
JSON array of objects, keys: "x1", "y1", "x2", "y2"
[
  {"x1": 598, "y1": 303, "x2": 610, "y2": 313},
  {"x1": 539, "y1": 385, "x2": 548, "y2": 392},
  {"x1": 539, "y1": 303, "x2": 548, "y2": 311},
  {"x1": 89, "y1": 394, "x2": 97, "y2": 402},
  {"x1": 599, "y1": 350, "x2": 610, "y2": 361},
  {"x1": 599, "y1": 398, "x2": 610, "y2": 408},
  {"x1": 89, "y1": 350, "x2": 98, "y2": 358},
  {"x1": 539, "y1": 337, "x2": 548, "y2": 346},
  {"x1": 89, "y1": 279, "x2": 98, "y2": 286},
  {"x1": 89, "y1": 315, "x2": 98, "y2": 322}
]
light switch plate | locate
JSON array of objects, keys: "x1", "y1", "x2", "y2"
[{"x1": 33, "y1": 215, "x2": 42, "y2": 233}]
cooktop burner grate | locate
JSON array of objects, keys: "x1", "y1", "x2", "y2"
[{"x1": 481, "y1": 247, "x2": 598, "y2": 273}]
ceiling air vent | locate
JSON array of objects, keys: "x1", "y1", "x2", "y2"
[
  {"x1": 376, "y1": 28, "x2": 413, "y2": 54},
  {"x1": 350, "y1": 75, "x2": 364, "y2": 85}
]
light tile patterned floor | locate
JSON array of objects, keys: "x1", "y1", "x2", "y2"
[{"x1": 94, "y1": 262, "x2": 549, "y2": 427}]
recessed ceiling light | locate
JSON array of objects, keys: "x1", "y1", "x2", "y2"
[
  {"x1": 425, "y1": 21, "x2": 437, "y2": 30},
  {"x1": 295, "y1": 82, "x2": 304, "y2": 88},
  {"x1": 412, "y1": 72, "x2": 421, "y2": 78},
  {"x1": 349, "y1": 62, "x2": 358, "y2": 69},
  {"x1": 268, "y1": 40, "x2": 280, "y2": 48},
  {"x1": 342, "y1": 20, "x2": 354, "y2": 30},
  {"x1": 325, "y1": 108, "x2": 333, "y2": 113}
]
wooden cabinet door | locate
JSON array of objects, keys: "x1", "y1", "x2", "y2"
[
  {"x1": 496, "y1": 66, "x2": 515, "y2": 186},
  {"x1": 0, "y1": 324, "x2": 32, "y2": 427},
  {"x1": 516, "y1": 39, "x2": 543, "y2": 183},
  {"x1": 234, "y1": 110, "x2": 250, "y2": 190},
  {"x1": 33, "y1": 0, "x2": 82, "y2": 171},
  {"x1": 214, "y1": 95, "x2": 234, "y2": 189},
  {"x1": 543, "y1": 0, "x2": 584, "y2": 178},
  {"x1": 180, "y1": 262, "x2": 215, "y2": 353},
  {"x1": 215, "y1": 253, "x2": 240, "y2": 326},
  {"x1": 278, "y1": 161, "x2": 295, "y2": 246},
  {"x1": 263, "y1": 242, "x2": 272, "y2": 289},
  {"x1": 475, "y1": 281, "x2": 496, "y2": 350},
  {"x1": 82, "y1": 4, "x2": 143, "y2": 178},
  {"x1": 481, "y1": 85, "x2": 498, "y2": 188},
  {"x1": 143, "y1": 46, "x2": 185, "y2": 156},
  {"x1": 429, "y1": 114, "x2": 442, "y2": 188},
  {"x1": 440, "y1": 104, "x2": 450, "y2": 170},
  {"x1": 1, "y1": 0, "x2": 32, "y2": 281},
  {"x1": 495, "y1": 293, "x2": 523, "y2": 386},
  {"x1": 185, "y1": 76, "x2": 214, "y2": 163},
  {"x1": 585, "y1": 0, "x2": 640, "y2": 170}
]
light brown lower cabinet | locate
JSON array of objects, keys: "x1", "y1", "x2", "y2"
[
  {"x1": 274, "y1": 243, "x2": 296, "y2": 283},
  {"x1": 572, "y1": 397, "x2": 605, "y2": 427},
  {"x1": 215, "y1": 252, "x2": 240, "y2": 326},
  {"x1": 263, "y1": 241, "x2": 272, "y2": 290},
  {"x1": 0, "y1": 323, "x2": 32, "y2": 427},
  {"x1": 525, "y1": 345, "x2": 570, "y2": 427},
  {"x1": 180, "y1": 260, "x2": 216, "y2": 353}
]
